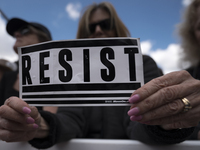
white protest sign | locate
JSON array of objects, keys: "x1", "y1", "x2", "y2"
[{"x1": 18, "y1": 38, "x2": 144, "y2": 106}]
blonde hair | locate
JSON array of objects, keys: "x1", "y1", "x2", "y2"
[
  {"x1": 76, "y1": 2, "x2": 130, "y2": 38},
  {"x1": 178, "y1": 0, "x2": 200, "y2": 67}
]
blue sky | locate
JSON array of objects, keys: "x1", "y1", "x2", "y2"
[{"x1": 0, "y1": 0, "x2": 192, "y2": 74}]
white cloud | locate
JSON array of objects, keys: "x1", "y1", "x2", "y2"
[
  {"x1": 141, "y1": 41, "x2": 182, "y2": 74},
  {"x1": 0, "y1": 17, "x2": 18, "y2": 62},
  {"x1": 140, "y1": 40, "x2": 152, "y2": 54},
  {"x1": 65, "y1": 3, "x2": 81, "y2": 20},
  {"x1": 182, "y1": 0, "x2": 193, "y2": 7}
]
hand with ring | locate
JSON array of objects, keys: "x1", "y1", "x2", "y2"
[{"x1": 128, "y1": 70, "x2": 200, "y2": 130}]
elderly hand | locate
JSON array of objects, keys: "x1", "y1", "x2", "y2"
[
  {"x1": 127, "y1": 70, "x2": 200, "y2": 130},
  {"x1": 0, "y1": 96, "x2": 49, "y2": 142}
]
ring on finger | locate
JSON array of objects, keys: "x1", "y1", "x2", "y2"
[{"x1": 181, "y1": 98, "x2": 192, "y2": 112}]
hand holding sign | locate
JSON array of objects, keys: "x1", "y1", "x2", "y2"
[
  {"x1": 0, "y1": 97, "x2": 49, "y2": 142},
  {"x1": 128, "y1": 71, "x2": 200, "y2": 130}
]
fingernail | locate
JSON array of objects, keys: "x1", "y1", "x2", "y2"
[
  {"x1": 128, "y1": 107, "x2": 140, "y2": 116},
  {"x1": 130, "y1": 115, "x2": 143, "y2": 121},
  {"x1": 23, "y1": 107, "x2": 31, "y2": 114},
  {"x1": 33, "y1": 124, "x2": 39, "y2": 129},
  {"x1": 26, "y1": 117, "x2": 35, "y2": 124},
  {"x1": 129, "y1": 94, "x2": 140, "y2": 103}
]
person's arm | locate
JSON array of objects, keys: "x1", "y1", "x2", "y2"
[
  {"x1": 0, "y1": 96, "x2": 85, "y2": 149},
  {"x1": 128, "y1": 70, "x2": 200, "y2": 129},
  {"x1": 126, "y1": 119, "x2": 194, "y2": 144},
  {"x1": 126, "y1": 55, "x2": 194, "y2": 144},
  {"x1": 0, "y1": 97, "x2": 46, "y2": 141},
  {"x1": 29, "y1": 107, "x2": 86, "y2": 149}
]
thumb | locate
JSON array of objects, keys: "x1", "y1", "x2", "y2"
[{"x1": 29, "y1": 106, "x2": 41, "y2": 124}]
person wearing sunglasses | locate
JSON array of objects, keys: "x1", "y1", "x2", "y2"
[
  {"x1": 0, "y1": 2, "x2": 195, "y2": 149},
  {"x1": 76, "y1": 2, "x2": 129, "y2": 39},
  {"x1": 0, "y1": 18, "x2": 57, "y2": 113}
]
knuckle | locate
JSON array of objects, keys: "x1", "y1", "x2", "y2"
[
  {"x1": 4, "y1": 96, "x2": 20, "y2": 107},
  {"x1": 0, "y1": 105, "x2": 7, "y2": 116},
  {"x1": 2, "y1": 120, "x2": 9, "y2": 129},
  {"x1": 26, "y1": 132, "x2": 34, "y2": 141},
  {"x1": 4, "y1": 97, "x2": 13, "y2": 106},
  {"x1": 152, "y1": 77, "x2": 169, "y2": 88},
  {"x1": 195, "y1": 80, "x2": 200, "y2": 88},
  {"x1": 0, "y1": 119, "x2": 11, "y2": 130},
  {"x1": 149, "y1": 111, "x2": 158, "y2": 120},
  {"x1": 1, "y1": 131, "x2": 12, "y2": 142},
  {"x1": 160, "y1": 87, "x2": 177, "y2": 103},
  {"x1": 141, "y1": 86, "x2": 152, "y2": 97},
  {"x1": 30, "y1": 106, "x2": 40, "y2": 120},
  {"x1": 166, "y1": 100, "x2": 182, "y2": 114},
  {"x1": 30, "y1": 106, "x2": 38, "y2": 114},
  {"x1": 144, "y1": 98, "x2": 155, "y2": 110},
  {"x1": 179, "y1": 70, "x2": 191, "y2": 79},
  {"x1": 191, "y1": 80, "x2": 200, "y2": 93}
]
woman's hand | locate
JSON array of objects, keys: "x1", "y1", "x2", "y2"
[
  {"x1": 0, "y1": 96, "x2": 49, "y2": 142},
  {"x1": 127, "y1": 70, "x2": 200, "y2": 130}
]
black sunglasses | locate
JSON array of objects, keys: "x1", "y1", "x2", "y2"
[
  {"x1": 16, "y1": 26, "x2": 32, "y2": 36},
  {"x1": 89, "y1": 18, "x2": 113, "y2": 33}
]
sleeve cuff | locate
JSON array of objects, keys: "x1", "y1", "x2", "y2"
[
  {"x1": 146, "y1": 125, "x2": 195, "y2": 144},
  {"x1": 29, "y1": 110, "x2": 58, "y2": 149}
]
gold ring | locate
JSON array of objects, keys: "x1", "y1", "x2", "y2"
[{"x1": 181, "y1": 98, "x2": 192, "y2": 112}]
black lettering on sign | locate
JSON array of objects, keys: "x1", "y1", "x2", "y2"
[
  {"x1": 83, "y1": 49, "x2": 90, "y2": 82},
  {"x1": 40, "y1": 51, "x2": 50, "y2": 83},
  {"x1": 124, "y1": 47, "x2": 139, "y2": 81},
  {"x1": 22, "y1": 55, "x2": 32, "y2": 85},
  {"x1": 59, "y1": 49, "x2": 73, "y2": 82},
  {"x1": 100, "y1": 47, "x2": 115, "y2": 81}
]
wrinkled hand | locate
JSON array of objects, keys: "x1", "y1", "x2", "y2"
[
  {"x1": 128, "y1": 70, "x2": 200, "y2": 130},
  {"x1": 0, "y1": 96, "x2": 49, "y2": 142}
]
